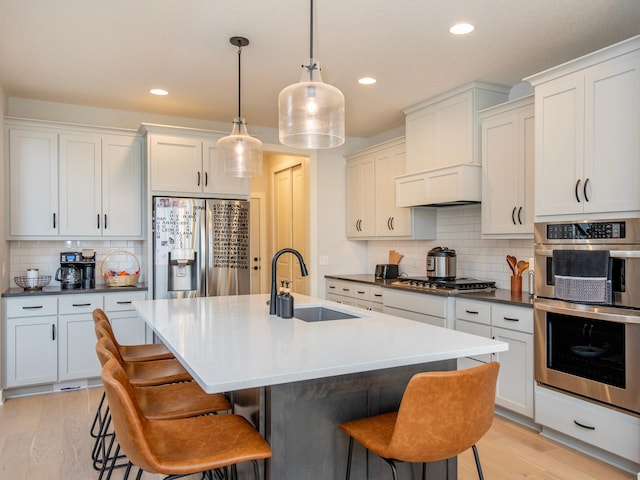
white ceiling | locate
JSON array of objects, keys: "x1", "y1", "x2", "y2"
[{"x1": 1, "y1": 0, "x2": 640, "y2": 139}]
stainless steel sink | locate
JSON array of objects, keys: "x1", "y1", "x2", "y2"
[{"x1": 294, "y1": 306, "x2": 360, "y2": 322}]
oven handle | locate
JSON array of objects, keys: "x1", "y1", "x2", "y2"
[
  {"x1": 535, "y1": 299, "x2": 640, "y2": 324},
  {"x1": 535, "y1": 248, "x2": 640, "y2": 258}
]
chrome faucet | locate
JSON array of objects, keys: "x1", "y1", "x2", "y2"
[{"x1": 269, "y1": 248, "x2": 309, "y2": 315}]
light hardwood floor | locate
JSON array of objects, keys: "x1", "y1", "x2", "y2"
[{"x1": 0, "y1": 387, "x2": 635, "y2": 479}]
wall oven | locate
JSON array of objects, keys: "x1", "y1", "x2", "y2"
[{"x1": 534, "y1": 218, "x2": 640, "y2": 415}]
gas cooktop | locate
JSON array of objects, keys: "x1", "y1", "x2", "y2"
[{"x1": 391, "y1": 277, "x2": 496, "y2": 293}]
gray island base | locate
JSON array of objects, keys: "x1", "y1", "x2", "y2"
[{"x1": 234, "y1": 359, "x2": 456, "y2": 480}]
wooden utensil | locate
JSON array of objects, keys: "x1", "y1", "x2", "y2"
[
  {"x1": 516, "y1": 260, "x2": 529, "y2": 277},
  {"x1": 388, "y1": 250, "x2": 404, "y2": 265},
  {"x1": 506, "y1": 255, "x2": 517, "y2": 275}
]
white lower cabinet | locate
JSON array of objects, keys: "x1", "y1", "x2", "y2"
[
  {"x1": 326, "y1": 279, "x2": 383, "y2": 312},
  {"x1": 3, "y1": 297, "x2": 58, "y2": 387},
  {"x1": 58, "y1": 294, "x2": 103, "y2": 381},
  {"x1": 104, "y1": 291, "x2": 147, "y2": 345},
  {"x1": 455, "y1": 298, "x2": 534, "y2": 418},
  {"x1": 2, "y1": 290, "x2": 148, "y2": 390},
  {"x1": 383, "y1": 289, "x2": 450, "y2": 328},
  {"x1": 536, "y1": 385, "x2": 640, "y2": 465}
]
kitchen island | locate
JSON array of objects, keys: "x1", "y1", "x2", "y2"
[{"x1": 134, "y1": 293, "x2": 507, "y2": 480}]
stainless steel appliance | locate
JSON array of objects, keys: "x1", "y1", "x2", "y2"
[
  {"x1": 534, "y1": 219, "x2": 640, "y2": 414},
  {"x1": 153, "y1": 197, "x2": 250, "y2": 299},
  {"x1": 391, "y1": 277, "x2": 495, "y2": 293},
  {"x1": 426, "y1": 247, "x2": 456, "y2": 280},
  {"x1": 56, "y1": 251, "x2": 95, "y2": 289}
]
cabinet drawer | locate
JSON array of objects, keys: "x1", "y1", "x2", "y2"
[
  {"x1": 104, "y1": 291, "x2": 146, "y2": 312},
  {"x1": 535, "y1": 386, "x2": 640, "y2": 463},
  {"x1": 384, "y1": 289, "x2": 446, "y2": 318},
  {"x1": 369, "y1": 286, "x2": 384, "y2": 304},
  {"x1": 59, "y1": 294, "x2": 103, "y2": 314},
  {"x1": 336, "y1": 281, "x2": 354, "y2": 298},
  {"x1": 492, "y1": 305, "x2": 533, "y2": 333},
  {"x1": 352, "y1": 284, "x2": 370, "y2": 301},
  {"x1": 5, "y1": 296, "x2": 58, "y2": 317},
  {"x1": 326, "y1": 279, "x2": 341, "y2": 296},
  {"x1": 455, "y1": 299, "x2": 491, "y2": 324}
]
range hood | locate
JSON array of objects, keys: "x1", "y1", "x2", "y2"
[{"x1": 395, "y1": 164, "x2": 481, "y2": 207}]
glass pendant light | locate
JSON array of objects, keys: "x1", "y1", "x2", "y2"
[
  {"x1": 278, "y1": 0, "x2": 345, "y2": 149},
  {"x1": 218, "y1": 36, "x2": 263, "y2": 177}
]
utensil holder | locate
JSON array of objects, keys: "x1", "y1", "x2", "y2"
[{"x1": 511, "y1": 275, "x2": 522, "y2": 294}]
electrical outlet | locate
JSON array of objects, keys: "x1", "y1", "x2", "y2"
[
  {"x1": 528, "y1": 257, "x2": 535, "y2": 272},
  {"x1": 319, "y1": 255, "x2": 329, "y2": 266}
]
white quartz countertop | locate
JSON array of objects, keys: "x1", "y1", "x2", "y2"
[{"x1": 134, "y1": 294, "x2": 508, "y2": 394}]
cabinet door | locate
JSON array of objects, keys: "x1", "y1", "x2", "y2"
[
  {"x1": 102, "y1": 135, "x2": 143, "y2": 237},
  {"x1": 202, "y1": 140, "x2": 250, "y2": 197},
  {"x1": 374, "y1": 145, "x2": 411, "y2": 236},
  {"x1": 493, "y1": 326, "x2": 534, "y2": 418},
  {"x1": 482, "y1": 105, "x2": 535, "y2": 237},
  {"x1": 481, "y1": 112, "x2": 520, "y2": 235},
  {"x1": 58, "y1": 313, "x2": 101, "y2": 381},
  {"x1": 4, "y1": 316, "x2": 58, "y2": 387},
  {"x1": 346, "y1": 157, "x2": 375, "y2": 237},
  {"x1": 149, "y1": 135, "x2": 203, "y2": 193},
  {"x1": 534, "y1": 72, "x2": 585, "y2": 216},
  {"x1": 519, "y1": 110, "x2": 535, "y2": 233},
  {"x1": 583, "y1": 51, "x2": 640, "y2": 214},
  {"x1": 8, "y1": 128, "x2": 59, "y2": 236},
  {"x1": 59, "y1": 133, "x2": 102, "y2": 236}
]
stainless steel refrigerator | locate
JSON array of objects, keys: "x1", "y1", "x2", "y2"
[{"x1": 152, "y1": 197, "x2": 250, "y2": 299}]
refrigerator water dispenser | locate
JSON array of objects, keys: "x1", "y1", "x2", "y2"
[{"x1": 168, "y1": 251, "x2": 197, "y2": 292}]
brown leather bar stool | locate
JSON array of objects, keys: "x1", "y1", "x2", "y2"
[
  {"x1": 92, "y1": 308, "x2": 174, "y2": 362},
  {"x1": 339, "y1": 362, "x2": 500, "y2": 480},
  {"x1": 101, "y1": 358, "x2": 272, "y2": 480},
  {"x1": 92, "y1": 327, "x2": 194, "y2": 474},
  {"x1": 90, "y1": 308, "x2": 175, "y2": 455}
]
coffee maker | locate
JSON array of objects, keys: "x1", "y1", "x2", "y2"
[{"x1": 56, "y1": 251, "x2": 95, "y2": 289}]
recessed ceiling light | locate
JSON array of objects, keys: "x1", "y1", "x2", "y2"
[
  {"x1": 358, "y1": 77, "x2": 377, "y2": 85},
  {"x1": 150, "y1": 88, "x2": 169, "y2": 96},
  {"x1": 449, "y1": 23, "x2": 475, "y2": 35}
]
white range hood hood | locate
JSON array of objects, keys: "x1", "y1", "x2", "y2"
[{"x1": 395, "y1": 164, "x2": 481, "y2": 207}]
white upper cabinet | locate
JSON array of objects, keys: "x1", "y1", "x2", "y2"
[
  {"x1": 403, "y1": 82, "x2": 510, "y2": 173},
  {"x1": 142, "y1": 124, "x2": 249, "y2": 198},
  {"x1": 346, "y1": 153, "x2": 375, "y2": 238},
  {"x1": 346, "y1": 137, "x2": 436, "y2": 240},
  {"x1": 6, "y1": 120, "x2": 144, "y2": 239},
  {"x1": 526, "y1": 37, "x2": 640, "y2": 219},
  {"x1": 59, "y1": 132, "x2": 142, "y2": 237},
  {"x1": 8, "y1": 128, "x2": 59, "y2": 236},
  {"x1": 480, "y1": 96, "x2": 535, "y2": 238}
]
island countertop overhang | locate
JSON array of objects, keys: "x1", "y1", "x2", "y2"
[{"x1": 133, "y1": 293, "x2": 507, "y2": 394}]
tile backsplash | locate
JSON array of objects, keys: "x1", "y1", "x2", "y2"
[
  {"x1": 366, "y1": 204, "x2": 534, "y2": 291},
  {"x1": 9, "y1": 240, "x2": 146, "y2": 288}
]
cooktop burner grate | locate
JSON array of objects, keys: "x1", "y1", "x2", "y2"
[{"x1": 391, "y1": 277, "x2": 496, "y2": 292}]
